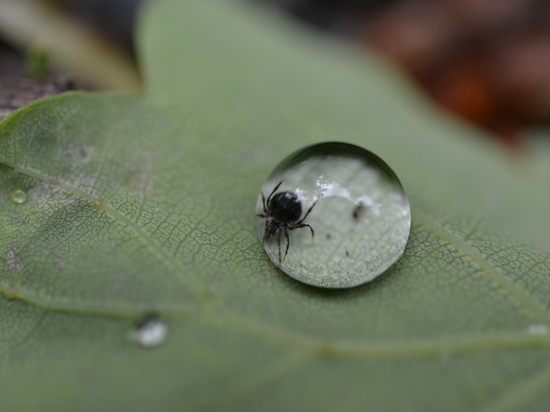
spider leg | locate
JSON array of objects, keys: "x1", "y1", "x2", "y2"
[
  {"x1": 295, "y1": 201, "x2": 317, "y2": 225},
  {"x1": 283, "y1": 226, "x2": 291, "y2": 261},
  {"x1": 277, "y1": 230, "x2": 282, "y2": 264},
  {"x1": 261, "y1": 192, "x2": 267, "y2": 214},
  {"x1": 292, "y1": 223, "x2": 315, "y2": 238},
  {"x1": 262, "y1": 222, "x2": 272, "y2": 245},
  {"x1": 265, "y1": 180, "x2": 284, "y2": 206}
]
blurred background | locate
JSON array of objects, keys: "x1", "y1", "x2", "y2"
[{"x1": 1, "y1": 0, "x2": 549, "y2": 149}]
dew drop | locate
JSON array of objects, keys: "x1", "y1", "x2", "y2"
[
  {"x1": 256, "y1": 142, "x2": 411, "y2": 288},
  {"x1": 527, "y1": 323, "x2": 548, "y2": 336},
  {"x1": 11, "y1": 188, "x2": 28, "y2": 204},
  {"x1": 132, "y1": 313, "x2": 168, "y2": 348}
]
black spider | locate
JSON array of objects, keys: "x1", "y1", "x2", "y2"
[{"x1": 258, "y1": 181, "x2": 316, "y2": 263}]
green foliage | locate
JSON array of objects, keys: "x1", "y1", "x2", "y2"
[
  {"x1": 0, "y1": 0, "x2": 549, "y2": 410},
  {"x1": 25, "y1": 48, "x2": 49, "y2": 80}
]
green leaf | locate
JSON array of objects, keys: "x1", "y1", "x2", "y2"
[{"x1": 1, "y1": 0, "x2": 549, "y2": 411}]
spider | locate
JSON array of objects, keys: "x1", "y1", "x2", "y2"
[{"x1": 258, "y1": 181, "x2": 316, "y2": 263}]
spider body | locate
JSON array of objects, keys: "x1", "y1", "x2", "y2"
[{"x1": 258, "y1": 181, "x2": 316, "y2": 263}]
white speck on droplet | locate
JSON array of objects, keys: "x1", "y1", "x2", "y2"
[
  {"x1": 316, "y1": 178, "x2": 351, "y2": 199},
  {"x1": 294, "y1": 188, "x2": 307, "y2": 203},
  {"x1": 527, "y1": 323, "x2": 548, "y2": 336},
  {"x1": 133, "y1": 314, "x2": 168, "y2": 348}
]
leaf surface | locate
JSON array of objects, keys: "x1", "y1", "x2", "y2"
[{"x1": 1, "y1": 1, "x2": 549, "y2": 411}]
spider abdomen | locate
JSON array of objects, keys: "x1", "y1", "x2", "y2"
[{"x1": 268, "y1": 192, "x2": 302, "y2": 222}]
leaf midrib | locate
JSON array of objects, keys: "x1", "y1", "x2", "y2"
[
  {"x1": 2, "y1": 156, "x2": 550, "y2": 360},
  {"x1": 1, "y1": 283, "x2": 549, "y2": 360}
]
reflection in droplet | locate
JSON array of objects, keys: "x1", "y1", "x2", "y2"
[
  {"x1": 132, "y1": 313, "x2": 168, "y2": 348},
  {"x1": 11, "y1": 189, "x2": 28, "y2": 204},
  {"x1": 256, "y1": 142, "x2": 411, "y2": 289}
]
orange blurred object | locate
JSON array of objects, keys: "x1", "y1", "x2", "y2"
[{"x1": 361, "y1": 0, "x2": 550, "y2": 147}]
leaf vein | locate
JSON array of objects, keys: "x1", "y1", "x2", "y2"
[
  {"x1": 0, "y1": 158, "x2": 210, "y2": 304},
  {"x1": 413, "y1": 211, "x2": 550, "y2": 324}
]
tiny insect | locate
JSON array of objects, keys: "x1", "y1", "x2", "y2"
[
  {"x1": 258, "y1": 181, "x2": 316, "y2": 263},
  {"x1": 352, "y1": 201, "x2": 367, "y2": 221}
]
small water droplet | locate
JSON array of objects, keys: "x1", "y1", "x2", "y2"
[
  {"x1": 527, "y1": 323, "x2": 548, "y2": 336},
  {"x1": 11, "y1": 189, "x2": 28, "y2": 204},
  {"x1": 92, "y1": 198, "x2": 105, "y2": 210},
  {"x1": 256, "y1": 142, "x2": 411, "y2": 288},
  {"x1": 132, "y1": 313, "x2": 168, "y2": 348}
]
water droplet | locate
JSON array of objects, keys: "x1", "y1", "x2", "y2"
[
  {"x1": 11, "y1": 188, "x2": 28, "y2": 204},
  {"x1": 132, "y1": 313, "x2": 168, "y2": 348},
  {"x1": 256, "y1": 142, "x2": 411, "y2": 288},
  {"x1": 527, "y1": 323, "x2": 548, "y2": 336}
]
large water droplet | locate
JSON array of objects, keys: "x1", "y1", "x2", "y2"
[
  {"x1": 11, "y1": 188, "x2": 28, "y2": 204},
  {"x1": 132, "y1": 313, "x2": 168, "y2": 348},
  {"x1": 256, "y1": 142, "x2": 411, "y2": 288}
]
